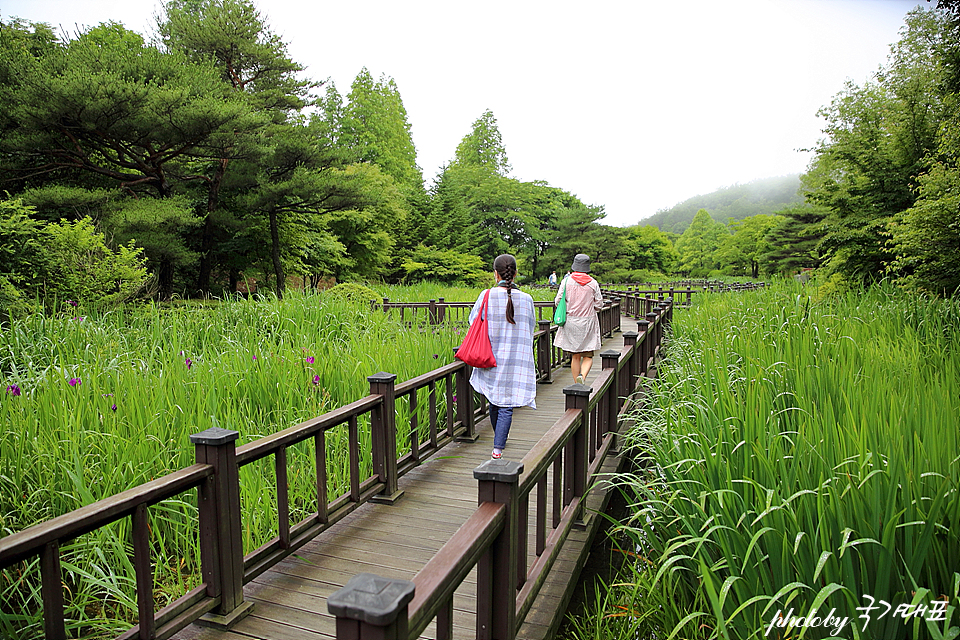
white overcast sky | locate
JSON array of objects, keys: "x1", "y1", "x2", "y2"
[{"x1": 1, "y1": 0, "x2": 926, "y2": 226}]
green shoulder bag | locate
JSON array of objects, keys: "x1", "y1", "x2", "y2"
[{"x1": 553, "y1": 279, "x2": 567, "y2": 326}]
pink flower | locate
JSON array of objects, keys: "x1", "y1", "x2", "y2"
[
  {"x1": 68, "y1": 377, "x2": 81, "y2": 387},
  {"x1": 305, "y1": 356, "x2": 315, "y2": 364},
  {"x1": 312, "y1": 374, "x2": 321, "y2": 386}
]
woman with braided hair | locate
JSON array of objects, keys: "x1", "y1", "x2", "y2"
[{"x1": 467, "y1": 254, "x2": 537, "y2": 459}]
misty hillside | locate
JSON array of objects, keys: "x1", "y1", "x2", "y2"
[{"x1": 639, "y1": 174, "x2": 803, "y2": 233}]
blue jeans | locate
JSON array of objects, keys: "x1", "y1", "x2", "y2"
[{"x1": 490, "y1": 404, "x2": 514, "y2": 450}]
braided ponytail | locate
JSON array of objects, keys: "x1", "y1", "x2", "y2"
[{"x1": 493, "y1": 254, "x2": 517, "y2": 325}]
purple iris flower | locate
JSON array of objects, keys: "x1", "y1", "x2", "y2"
[
  {"x1": 312, "y1": 374, "x2": 321, "y2": 386},
  {"x1": 305, "y1": 356, "x2": 315, "y2": 364},
  {"x1": 185, "y1": 358, "x2": 192, "y2": 370},
  {"x1": 5, "y1": 384, "x2": 21, "y2": 396},
  {"x1": 68, "y1": 378, "x2": 81, "y2": 387},
  {"x1": 111, "y1": 403, "x2": 117, "y2": 412}
]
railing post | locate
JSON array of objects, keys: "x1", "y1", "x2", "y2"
[
  {"x1": 622, "y1": 331, "x2": 639, "y2": 395},
  {"x1": 563, "y1": 384, "x2": 590, "y2": 522},
  {"x1": 40, "y1": 541, "x2": 66, "y2": 640},
  {"x1": 191, "y1": 427, "x2": 254, "y2": 628},
  {"x1": 641, "y1": 316, "x2": 654, "y2": 375},
  {"x1": 600, "y1": 350, "x2": 620, "y2": 444},
  {"x1": 369, "y1": 372, "x2": 404, "y2": 504},
  {"x1": 611, "y1": 298, "x2": 621, "y2": 333},
  {"x1": 428, "y1": 299, "x2": 438, "y2": 325},
  {"x1": 455, "y1": 357, "x2": 479, "y2": 442},
  {"x1": 537, "y1": 320, "x2": 553, "y2": 383},
  {"x1": 475, "y1": 459, "x2": 524, "y2": 640},
  {"x1": 438, "y1": 297, "x2": 447, "y2": 324},
  {"x1": 328, "y1": 572, "x2": 416, "y2": 639}
]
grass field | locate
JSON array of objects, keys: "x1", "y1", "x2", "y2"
[
  {"x1": 1, "y1": 286, "x2": 522, "y2": 638},
  {"x1": 561, "y1": 283, "x2": 960, "y2": 640}
]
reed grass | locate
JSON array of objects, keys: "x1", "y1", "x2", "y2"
[
  {"x1": 576, "y1": 283, "x2": 959, "y2": 640},
  {"x1": 0, "y1": 288, "x2": 466, "y2": 638}
]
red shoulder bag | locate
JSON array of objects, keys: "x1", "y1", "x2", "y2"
[{"x1": 455, "y1": 289, "x2": 496, "y2": 368}]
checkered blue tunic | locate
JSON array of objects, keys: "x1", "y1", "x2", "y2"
[{"x1": 467, "y1": 287, "x2": 537, "y2": 409}]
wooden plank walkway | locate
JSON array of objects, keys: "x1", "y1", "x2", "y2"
[{"x1": 173, "y1": 320, "x2": 636, "y2": 640}]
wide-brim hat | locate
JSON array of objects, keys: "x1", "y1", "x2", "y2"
[{"x1": 571, "y1": 253, "x2": 591, "y2": 273}]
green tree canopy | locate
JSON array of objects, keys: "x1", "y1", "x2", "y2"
[{"x1": 674, "y1": 209, "x2": 728, "y2": 276}]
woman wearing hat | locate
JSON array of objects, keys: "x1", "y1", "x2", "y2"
[{"x1": 554, "y1": 254, "x2": 604, "y2": 385}]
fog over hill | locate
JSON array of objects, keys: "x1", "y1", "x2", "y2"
[{"x1": 639, "y1": 174, "x2": 803, "y2": 234}]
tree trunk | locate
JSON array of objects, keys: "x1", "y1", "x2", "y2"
[
  {"x1": 158, "y1": 257, "x2": 174, "y2": 302},
  {"x1": 196, "y1": 159, "x2": 229, "y2": 295},
  {"x1": 270, "y1": 209, "x2": 285, "y2": 299}
]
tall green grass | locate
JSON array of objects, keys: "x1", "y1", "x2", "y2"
[
  {"x1": 0, "y1": 289, "x2": 464, "y2": 638},
  {"x1": 581, "y1": 284, "x2": 959, "y2": 640}
]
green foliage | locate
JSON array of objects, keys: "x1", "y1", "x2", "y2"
[
  {"x1": 19, "y1": 185, "x2": 119, "y2": 223},
  {"x1": 159, "y1": 0, "x2": 315, "y2": 115},
  {"x1": 674, "y1": 209, "x2": 728, "y2": 276},
  {"x1": 337, "y1": 68, "x2": 424, "y2": 197},
  {"x1": 43, "y1": 217, "x2": 149, "y2": 306},
  {"x1": 0, "y1": 19, "x2": 263, "y2": 198},
  {"x1": 888, "y1": 162, "x2": 960, "y2": 295},
  {"x1": 453, "y1": 109, "x2": 511, "y2": 176},
  {"x1": 715, "y1": 214, "x2": 781, "y2": 278},
  {"x1": 402, "y1": 245, "x2": 489, "y2": 287},
  {"x1": 612, "y1": 284, "x2": 960, "y2": 639},
  {"x1": 0, "y1": 275, "x2": 32, "y2": 322},
  {"x1": 321, "y1": 282, "x2": 380, "y2": 305},
  {"x1": 759, "y1": 204, "x2": 827, "y2": 276},
  {"x1": 0, "y1": 199, "x2": 51, "y2": 292},
  {"x1": 803, "y1": 7, "x2": 952, "y2": 285},
  {"x1": 622, "y1": 224, "x2": 679, "y2": 275}
]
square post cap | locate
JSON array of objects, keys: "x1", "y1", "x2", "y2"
[
  {"x1": 563, "y1": 383, "x2": 592, "y2": 397},
  {"x1": 600, "y1": 350, "x2": 620, "y2": 359},
  {"x1": 367, "y1": 372, "x2": 397, "y2": 384},
  {"x1": 327, "y1": 573, "x2": 415, "y2": 625},
  {"x1": 189, "y1": 427, "x2": 239, "y2": 446},
  {"x1": 474, "y1": 458, "x2": 524, "y2": 482}
]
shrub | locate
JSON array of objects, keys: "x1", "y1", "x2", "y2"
[
  {"x1": 321, "y1": 282, "x2": 381, "y2": 305},
  {"x1": 401, "y1": 245, "x2": 488, "y2": 287},
  {"x1": 44, "y1": 217, "x2": 149, "y2": 306}
]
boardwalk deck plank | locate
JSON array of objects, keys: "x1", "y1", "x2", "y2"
[{"x1": 173, "y1": 317, "x2": 637, "y2": 640}]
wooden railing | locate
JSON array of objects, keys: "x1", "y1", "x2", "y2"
[
  {"x1": 327, "y1": 299, "x2": 675, "y2": 639},
  {"x1": 378, "y1": 298, "x2": 558, "y2": 326},
  {"x1": 603, "y1": 281, "x2": 764, "y2": 308},
  {"x1": 0, "y1": 296, "x2": 634, "y2": 640}
]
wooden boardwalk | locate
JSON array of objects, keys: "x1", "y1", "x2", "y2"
[{"x1": 173, "y1": 322, "x2": 635, "y2": 640}]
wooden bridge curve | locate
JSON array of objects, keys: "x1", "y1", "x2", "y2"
[{"x1": 171, "y1": 319, "x2": 645, "y2": 640}]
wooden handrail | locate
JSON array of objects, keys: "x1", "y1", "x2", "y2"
[
  {"x1": 407, "y1": 501, "x2": 507, "y2": 637},
  {"x1": 0, "y1": 464, "x2": 213, "y2": 567}
]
